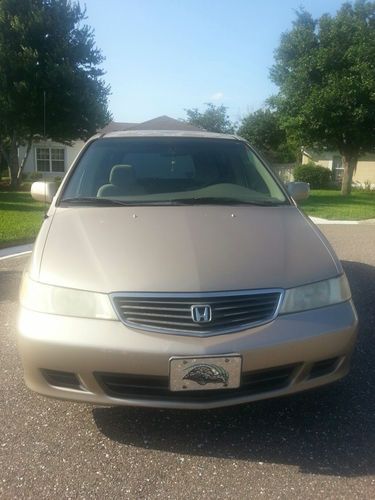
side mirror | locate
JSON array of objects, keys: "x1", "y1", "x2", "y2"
[
  {"x1": 287, "y1": 181, "x2": 310, "y2": 202},
  {"x1": 31, "y1": 181, "x2": 58, "y2": 203}
]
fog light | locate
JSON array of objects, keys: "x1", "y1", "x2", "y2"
[{"x1": 41, "y1": 369, "x2": 83, "y2": 390}]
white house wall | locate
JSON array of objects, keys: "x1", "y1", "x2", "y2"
[
  {"x1": 302, "y1": 151, "x2": 375, "y2": 187},
  {"x1": 302, "y1": 154, "x2": 332, "y2": 169},
  {"x1": 19, "y1": 140, "x2": 85, "y2": 177}
]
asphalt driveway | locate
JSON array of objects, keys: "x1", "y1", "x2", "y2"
[{"x1": 0, "y1": 225, "x2": 374, "y2": 499}]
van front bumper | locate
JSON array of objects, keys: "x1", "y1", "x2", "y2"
[{"x1": 17, "y1": 300, "x2": 358, "y2": 409}]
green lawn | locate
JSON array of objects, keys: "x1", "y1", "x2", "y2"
[
  {"x1": 0, "y1": 188, "x2": 374, "y2": 249},
  {"x1": 0, "y1": 191, "x2": 45, "y2": 248},
  {"x1": 299, "y1": 189, "x2": 375, "y2": 220}
]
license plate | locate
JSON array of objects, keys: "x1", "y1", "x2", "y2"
[{"x1": 169, "y1": 355, "x2": 242, "y2": 391}]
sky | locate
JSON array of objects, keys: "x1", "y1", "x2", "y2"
[{"x1": 81, "y1": 0, "x2": 346, "y2": 124}]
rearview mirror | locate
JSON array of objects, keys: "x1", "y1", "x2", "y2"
[
  {"x1": 31, "y1": 181, "x2": 58, "y2": 203},
  {"x1": 287, "y1": 182, "x2": 310, "y2": 202}
]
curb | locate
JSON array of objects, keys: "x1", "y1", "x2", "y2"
[
  {"x1": 0, "y1": 244, "x2": 33, "y2": 261},
  {"x1": 309, "y1": 216, "x2": 375, "y2": 225},
  {"x1": 309, "y1": 217, "x2": 359, "y2": 225}
]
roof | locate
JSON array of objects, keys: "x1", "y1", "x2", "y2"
[
  {"x1": 98, "y1": 122, "x2": 137, "y2": 133},
  {"x1": 101, "y1": 130, "x2": 239, "y2": 140},
  {"x1": 128, "y1": 115, "x2": 203, "y2": 132},
  {"x1": 98, "y1": 115, "x2": 204, "y2": 135},
  {"x1": 301, "y1": 148, "x2": 337, "y2": 161}
]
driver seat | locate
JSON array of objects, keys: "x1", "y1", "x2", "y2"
[{"x1": 97, "y1": 164, "x2": 145, "y2": 197}]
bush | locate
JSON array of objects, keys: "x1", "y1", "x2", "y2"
[
  {"x1": 293, "y1": 162, "x2": 332, "y2": 189},
  {"x1": 29, "y1": 172, "x2": 44, "y2": 181},
  {"x1": 21, "y1": 181, "x2": 33, "y2": 192}
]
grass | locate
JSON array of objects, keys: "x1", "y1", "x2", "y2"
[
  {"x1": 0, "y1": 191, "x2": 45, "y2": 248},
  {"x1": 0, "y1": 187, "x2": 374, "y2": 249},
  {"x1": 299, "y1": 189, "x2": 375, "y2": 220}
]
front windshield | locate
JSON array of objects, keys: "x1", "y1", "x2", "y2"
[{"x1": 61, "y1": 137, "x2": 288, "y2": 205}]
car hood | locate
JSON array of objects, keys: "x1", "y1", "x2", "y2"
[{"x1": 36, "y1": 205, "x2": 341, "y2": 293}]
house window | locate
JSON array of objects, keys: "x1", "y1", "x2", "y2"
[
  {"x1": 36, "y1": 147, "x2": 65, "y2": 173},
  {"x1": 332, "y1": 156, "x2": 344, "y2": 182}
]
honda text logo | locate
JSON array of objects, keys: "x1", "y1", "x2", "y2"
[{"x1": 191, "y1": 305, "x2": 212, "y2": 323}]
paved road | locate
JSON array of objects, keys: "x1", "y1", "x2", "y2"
[{"x1": 1, "y1": 225, "x2": 375, "y2": 499}]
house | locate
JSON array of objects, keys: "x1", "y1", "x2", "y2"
[
  {"x1": 302, "y1": 149, "x2": 375, "y2": 189},
  {"x1": 19, "y1": 116, "x2": 203, "y2": 178}
]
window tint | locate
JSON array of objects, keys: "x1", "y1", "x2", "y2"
[
  {"x1": 61, "y1": 137, "x2": 287, "y2": 204},
  {"x1": 124, "y1": 152, "x2": 195, "y2": 179}
]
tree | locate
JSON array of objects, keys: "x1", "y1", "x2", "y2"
[
  {"x1": 270, "y1": 1, "x2": 375, "y2": 194},
  {"x1": 237, "y1": 109, "x2": 297, "y2": 163},
  {"x1": 184, "y1": 103, "x2": 235, "y2": 133},
  {"x1": 0, "y1": 0, "x2": 111, "y2": 188}
]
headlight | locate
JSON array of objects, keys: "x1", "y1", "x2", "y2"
[
  {"x1": 20, "y1": 273, "x2": 117, "y2": 320},
  {"x1": 279, "y1": 275, "x2": 351, "y2": 314}
]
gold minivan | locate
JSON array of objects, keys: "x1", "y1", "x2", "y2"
[{"x1": 18, "y1": 130, "x2": 358, "y2": 409}]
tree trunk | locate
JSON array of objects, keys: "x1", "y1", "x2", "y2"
[
  {"x1": 341, "y1": 154, "x2": 358, "y2": 195},
  {"x1": 0, "y1": 143, "x2": 9, "y2": 180},
  {"x1": 17, "y1": 136, "x2": 33, "y2": 183},
  {"x1": 8, "y1": 135, "x2": 20, "y2": 189}
]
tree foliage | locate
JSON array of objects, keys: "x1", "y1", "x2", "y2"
[
  {"x1": 270, "y1": 0, "x2": 375, "y2": 194},
  {"x1": 237, "y1": 109, "x2": 297, "y2": 163},
  {"x1": 0, "y1": 0, "x2": 111, "y2": 187},
  {"x1": 184, "y1": 103, "x2": 235, "y2": 133}
]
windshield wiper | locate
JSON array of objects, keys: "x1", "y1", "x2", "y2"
[
  {"x1": 60, "y1": 198, "x2": 195, "y2": 207},
  {"x1": 60, "y1": 197, "x2": 286, "y2": 207},
  {"x1": 167, "y1": 197, "x2": 285, "y2": 206},
  {"x1": 60, "y1": 197, "x2": 141, "y2": 206}
]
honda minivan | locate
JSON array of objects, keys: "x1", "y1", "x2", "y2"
[{"x1": 18, "y1": 130, "x2": 358, "y2": 409}]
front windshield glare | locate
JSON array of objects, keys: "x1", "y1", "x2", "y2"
[{"x1": 61, "y1": 137, "x2": 288, "y2": 205}]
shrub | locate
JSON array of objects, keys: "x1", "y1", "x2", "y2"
[
  {"x1": 21, "y1": 181, "x2": 33, "y2": 192},
  {"x1": 352, "y1": 180, "x2": 374, "y2": 192},
  {"x1": 293, "y1": 162, "x2": 332, "y2": 189},
  {"x1": 29, "y1": 172, "x2": 44, "y2": 181}
]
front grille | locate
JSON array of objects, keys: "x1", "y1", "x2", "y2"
[
  {"x1": 95, "y1": 364, "x2": 299, "y2": 402},
  {"x1": 112, "y1": 290, "x2": 282, "y2": 335}
]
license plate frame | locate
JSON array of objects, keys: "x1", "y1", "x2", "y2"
[{"x1": 169, "y1": 355, "x2": 242, "y2": 392}]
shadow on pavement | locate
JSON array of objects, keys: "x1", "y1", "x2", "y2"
[
  {"x1": 93, "y1": 260, "x2": 375, "y2": 477},
  {"x1": 0, "y1": 270, "x2": 23, "y2": 302}
]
